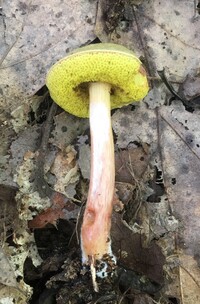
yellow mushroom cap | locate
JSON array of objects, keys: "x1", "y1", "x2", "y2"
[{"x1": 46, "y1": 43, "x2": 149, "y2": 118}]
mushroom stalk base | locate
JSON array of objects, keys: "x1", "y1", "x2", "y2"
[{"x1": 81, "y1": 82, "x2": 115, "y2": 287}]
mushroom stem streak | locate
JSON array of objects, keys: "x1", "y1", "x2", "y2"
[{"x1": 81, "y1": 82, "x2": 115, "y2": 264}]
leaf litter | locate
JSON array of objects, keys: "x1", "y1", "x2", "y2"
[{"x1": 0, "y1": 0, "x2": 200, "y2": 303}]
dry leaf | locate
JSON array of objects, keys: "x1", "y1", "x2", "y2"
[
  {"x1": 112, "y1": 213, "x2": 165, "y2": 284},
  {"x1": 0, "y1": 0, "x2": 96, "y2": 111},
  {"x1": 0, "y1": 247, "x2": 17, "y2": 288},
  {"x1": 179, "y1": 253, "x2": 200, "y2": 304},
  {"x1": 96, "y1": 0, "x2": 200, "y2": 77},
  {"x1": 50, "y1": 112, "x2": 89, "y2": 150},
  {"x1": 0, "y1": 285, "x2": 28, "y2": 304},
  {"x1": 50, "y1": 145, "x2": 79, "y2": 196}
]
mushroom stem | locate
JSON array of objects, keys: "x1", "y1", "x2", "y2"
[{"x1": 81, "y1": 82, "x2": 115, "y2": 266}]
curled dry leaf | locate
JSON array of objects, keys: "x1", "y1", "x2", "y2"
[{"x1": 28, "y1": 192, "x2": 79, "y2": 229}]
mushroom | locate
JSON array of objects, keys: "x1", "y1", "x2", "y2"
[{"x1": 46, "y1": 43, "x2": 149, "y2": 290}]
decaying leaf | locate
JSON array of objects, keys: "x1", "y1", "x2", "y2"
[
  {"x1": 140, "y1": 0, "x2": 200, "y2": 76},
  {"x1": 157, "y1": 103, "x2": 200, "y2": 303},
  {"x1": 0, "y1": 285, "x2": 28, "y2": 304},
  {"x1": 78, "y1": 142, "x2": 91, "y2": 179},
  {"x1": 50, "y1": 112, "x2": 89, "y2": 150},
  {"x1": 96, "y1": 0, "x2": 200, "y2": 77},
  {"x1": 0, "y1": 247, "x2": 17, "y2": 288},
  {"x1": 181, "y1": 71, "x2": 200, "y2": 101},
  {"x1": 178, "y1": 254, "x2": 200, "y2": 304},
  {"x1": 1, "y1": 0, "x2": 200, "y2": 302},
  {"x1": 0, "y1": 0, "x2": 96, "y2": 112},
  {"x1": 112, "y1": 103, "x2": 157, "y2": 149},
  {"x1": 14, "y1": 151, "x2": 52, "y2": 220},
  {"x1": 28, "y1": 192, "x2": 79, "y2": 229},
  {"x1": 115, "y1": 146, "x2": 150, "y2": 182},
  {"x1": 95, "y1": 0, "x2": 145, "y2": 55},
  {"x1": 50, "y1": 145, "x2": 79, "y2": 197},
  {"x1": 112, "y1": 213, "x2": 165, "y2": 285}
]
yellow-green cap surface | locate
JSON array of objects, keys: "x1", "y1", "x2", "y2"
[{"x1": 46, "y1": 43, "x2": 149, "y2": 118}]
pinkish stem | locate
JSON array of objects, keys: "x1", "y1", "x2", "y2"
[{"x1": 81, "y1": 82, "x2": 115, "y2": 266}]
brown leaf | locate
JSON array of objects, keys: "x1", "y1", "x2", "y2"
[
  {"x1": 115, "y1": 146, "x2": 149, "y2": 183},
  {"x1": 111, "y1": 212, "x2": 165, "y2": 284},
  {"x1": 179, "y1": 254, "x2": 200, "y2": 304},
  {"x1": 28, "y1": 192, "x2": 79, "y2": 229}
]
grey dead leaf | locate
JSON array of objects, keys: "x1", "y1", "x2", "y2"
[
  {"x1": 113, "y1": 100, "x2": 200, "y2": 302},
  {"x1": 157, "y1": 104, "x2": 200, "y2": 302},
  {"x1": 0, "y1": 0, "x2": 96, "y2": 111},
  {"x1": 50, "y1": 145, "x2": 79, "y2": 197},
  {"x1": 105, "y1": 4, "x2": 200, "y2": 300},
  {"x1": 10, "y1": 95, "x2": 42, "y2": 133},
  {"x1": 50, "y1": 112, "x2": 89, "y2": 150},
  {"x1": 0, "y1": 246, "x2": 17, "y2": 287},
  {"x1": 0, "y1": 0, "x2": 200, "y2": 302},
  {"x1": 160, "y1": 102, "x2": 200, "y2": 159},
  {"x1": 143, "y1": 85, "x2": 168, "y2": 110},
  {"x1": 112, "y1": 103, "x2": 157, "y2": 149},
  {"x1": 181, "y1": 72, "x2": 200, "y2": 100},
  {"x1": 96, "y1": 0, "x2": 200, "y2": 77},
  {"x1": 0, "y1": 124, "x2": 41, "y2": 189},
  {"x1": 140, "y1": 0, "x2": 200, "y2": 76},
  {"x1": 78, "y1": 143, "x2": 91, "y2": 179}
]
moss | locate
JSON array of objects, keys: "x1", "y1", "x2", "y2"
[{"x1": 46, "y1": 43, "x2": 149, "y2": 118}]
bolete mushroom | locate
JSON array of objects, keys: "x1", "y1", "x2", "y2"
[{"x1": 46, "y1": 43, "x2": 149, "y2": 290}]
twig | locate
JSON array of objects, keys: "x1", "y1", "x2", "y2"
[{"x1": 157, "y1": 69, "x2": 186, "y2": 103}]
